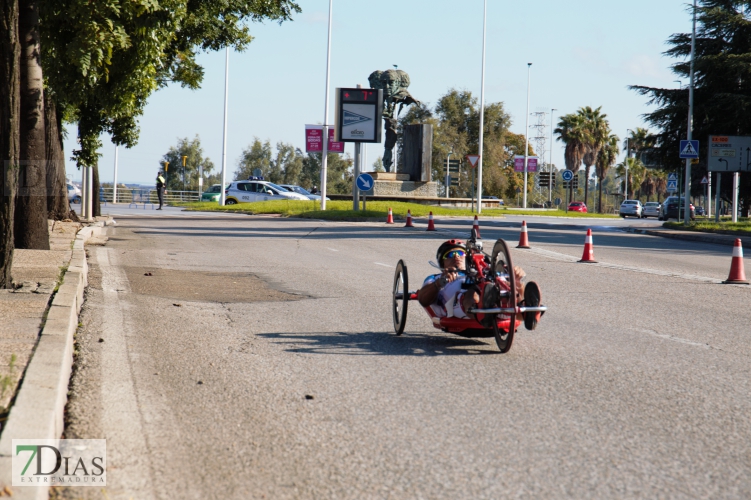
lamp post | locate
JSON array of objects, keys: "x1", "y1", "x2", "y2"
[
  {"x1": 445, "y1": 149, "x2": 453, "y2": 198},
  {"x1": 683, "y1": 0, "x2": 697, "y2": 224},
  {"x1": 523, "y1": 63, "x2": 532, "y2": 209},
  {"x1": 219, "y1": 47, "x2": 229, "y2": 206},
  {"x1": 625, "y1": 129, "x2": 632, "y2": 200},
  {"x1": 549, "y1": 108, "x2": 556, "y2": 204},
  {"x1": 319, "y1": 0, "x2": 334, "y2": 210},
  {"x1": 476, "y1": 0, "x2": 488, "y2": 214}
]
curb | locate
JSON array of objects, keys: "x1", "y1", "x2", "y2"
[
  {"x1": 0, "y1": 219, "x2": 114, "y2": 498},
  {"x1": 623, "y1": 227, "x2": 751, "y2": 247}
]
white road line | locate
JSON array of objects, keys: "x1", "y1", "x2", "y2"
[
  {"x1": 374, "y1": 262, "x2": 391, "y2": 267},
  {"x1": 630, "y1": 327, "x2": 712, "y2": 349},
  {"x1": 327, "y1": 248, "x2": 339, "y2": 252}
]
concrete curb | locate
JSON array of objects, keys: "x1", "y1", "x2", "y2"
[
  {"x1": 623, "y1": 227, "x2": 751, "y2": 247},
  {"x1": 0, "y1": 219, "x2": 114, "y2": 499}
]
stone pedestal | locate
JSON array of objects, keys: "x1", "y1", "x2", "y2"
[{"x1": 362, "y1": 172, "x2": 438, "y2": 198}]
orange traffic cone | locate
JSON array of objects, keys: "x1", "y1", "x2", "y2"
[
  {"x1": 723, "y1": 239, "x2": 749, "y2": 284},
  {"x1": 578, "y1": 228, "x2": 597, "y2": 263},
  {"x1": 404, "y1": 210, "x2": 415, "y2": 227},
  {"x1": 517, "y1": 220, "x2": 531, "y2": 249},
  {"x1": 386, "y1": 207, "x2": 394, "y2": 224},
  {"x1": 472, "y1": 215, "x2": 481, "y2": 238},
  {"x1": 426, "y1": 212, "x2": 436, "y2": 231}
]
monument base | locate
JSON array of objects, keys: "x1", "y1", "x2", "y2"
[{"x1": 361, "y1": 172, "x2": 437, "y2": 198}]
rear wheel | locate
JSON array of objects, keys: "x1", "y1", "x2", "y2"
[
  {"x1": 489, "y1": 239, "x2": 516, "y2": 353},
  {"x1": 225, "y1": 198, "x2": 237, "y2": 205},
  {"x1": 392, "y1": 260, "x2": 409, "y2": 336}
]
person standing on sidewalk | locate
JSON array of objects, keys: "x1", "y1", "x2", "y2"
[{"x1": 156, "y1": 171, "x2": 166, "y2": 210}]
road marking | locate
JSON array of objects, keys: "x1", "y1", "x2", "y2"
[
  {"x1": 327, "y1": 248, "x2": 339, "y2": 252},
  {"x1": 630, "y1": 328, "x2": 712, "y2": 349},
  {"x1": 374, "y1": 262, "x2": 391, "y2": 267}
]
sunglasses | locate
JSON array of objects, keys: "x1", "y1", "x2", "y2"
[{"x1": 442, "y1": 249, "x2": 466, "y2": 260}]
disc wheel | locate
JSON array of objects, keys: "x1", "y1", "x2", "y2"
[
  {"x1": 392, "y1": 260, "x2": 409, "y2": 336},
  {"x1": 489, "y1": 239, "x2": 517, "y2": 353}
]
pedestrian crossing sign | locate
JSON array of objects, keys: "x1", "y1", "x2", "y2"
[{"x1": 679, "y1": 140, "x2": 699, "y2": 159}]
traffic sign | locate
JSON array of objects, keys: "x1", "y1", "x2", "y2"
[
  {"x1": 356, "y1": 173, "x2": 374, "y2": 191},
  {"x1": 561, "y1": 169, "x2": 574, "y2": 182},
  {"x1": 701, "y1": 176, "x2": 708, "y2": 184},
  {"x1": 667, "y1": 179, "x2": 678, "y2": 192},
  {"x1": 466, "y1": 155, "x2": 480, "y2": 168},
  {"x1": 668, "y1": 172, "x2": 678, "y2": 181},
  {"x1": 707, "y1": 135, "x2": 751, "y2": 172},
  {"x1": 679, "y1": 140, "x2": 699, "y2": 159}
]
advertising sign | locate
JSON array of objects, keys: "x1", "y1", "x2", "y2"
[
  {"x1": 334, "y1": 88, "x2": 383, "y2": 143},
  {"x1": 707, "y1": 135, "x2": 751, "y2": 172},
  {"x1": 514, "y1": 156, "x2": 538, "y2": 172},
  {"x1": 305, "y1": 125, "x2": 343, "y2": 153}
]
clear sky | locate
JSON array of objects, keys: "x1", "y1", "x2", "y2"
[{"x1": 63, "y1": 0, "x2": 694, "y2": 185}]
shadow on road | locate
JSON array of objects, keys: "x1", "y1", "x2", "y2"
[{"x1": 258, "y1": 331, "x2": 500, "y2": 356}]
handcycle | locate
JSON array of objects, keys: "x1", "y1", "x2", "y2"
[{"x1": 391, "y1": 230, "x2": 547, "y2": 353}]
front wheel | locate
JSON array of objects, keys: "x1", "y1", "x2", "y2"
[
  {"x1": 392, "y1": 260, "x2": 409, "y2": 336},
  {"x1": 490, "y1": 239, "x2": 516, "y2": 353},
  {"x1": 225, "y1": 198, "x2": 237, "y2": 205}
]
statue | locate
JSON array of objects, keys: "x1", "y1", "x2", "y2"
[{"x1": 368, "y1": 69, "x2": 419, "y2": 172}]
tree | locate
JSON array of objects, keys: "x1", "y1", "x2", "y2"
[
  {"x1": 630, "y1": 0, "x2": 751, "y2": 214},
  {"x1": 14, "y1": 0, "x2": 48, "y2": 250},
  {"x1": 555, "y1": 113, "x2": 587, "y2": 202},
  {"x1": 160, "y1": 136, "x2": 215, "y2": 192},
  {"x1": 615, "y1": 157, "x2": 646, "y2": 200},
  {"x1": 372, "y1": 156, "x2": 385, "y2": 172},
  {"x1": 235, "y1": 138, "x2": 272, "y2": 181},
  {"x1": 578, "y1": 106, "x2": 611, "y2": 208},
  {"x1": 596, "y1": 134, "x2": 620, "y2": 212},
  {"x1": 0, "y1": 0, "x2": 21, "y2": 287}
]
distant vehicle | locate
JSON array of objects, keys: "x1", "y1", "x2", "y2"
[
  {"x1": 658, "y1": 196, "x2": 695, "y2": 221},
  {"x1": 201, "y1": 184, "x2": 226, "y2": 202},
  {"x1": 67, "y1": 183, "x2": 81, "y2": 204},
  {"x1": 695, "y1": 206, "x2": 705, "y2": 216},
  {"x1": 279, "y1": 184, "x2": 330, "y2": 201},
  {"x1": 642, "y1": 201, "x2": 661, "y2": 218},
  {"x1": 482, "y1": 196, "x2": 504, "y2": 205},
  {"x1": 568, "y1": 201, "x2": 587, "y2": 213},
  {"x1": 619, "y1": 200, "x2": 643, "y2": 218},
  {"x1": 224, "y1": 180, "x2": 308, "y2": 205}
]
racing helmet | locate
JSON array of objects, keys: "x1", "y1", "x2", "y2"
[{"x1": 436, "y1": 239, "x2": 466, "y2": 266}]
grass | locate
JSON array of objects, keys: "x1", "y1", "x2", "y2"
[
  {"x1": 664, "y1": 219, "x2": 751, "y2": 234},
  {"x1": 0, "y1": 353, "x2": 17, "y2": 403},
  {"x1": 178, "y1": 200, "x2": 619, "y2": 220}
]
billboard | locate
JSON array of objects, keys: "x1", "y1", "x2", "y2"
[
  {"x1": 707, "y1": 135, "x2": 751, "y2": 172},
  {"x1": 334, "y1": 88, "x2": 383, "y2": 143},
  {"x1": 305, "y1": 125, "x2": 343, "y2": 153},
  {"x1": 514, "y1": 156, "x2": 538, "y2": 172}
]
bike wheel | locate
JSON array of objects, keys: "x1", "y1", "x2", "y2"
[
  {"x1": 490, "y1": 239, "x2": 517, "y2": 353},
  {"x1": 393, "y1": 260, "x2": 409, "y2": 336}
]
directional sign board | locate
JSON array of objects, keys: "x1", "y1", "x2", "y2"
[
  {"x1": 466, "y1": 155, "x2": 480, "y2": 168},
  {"x1": 561, "y1": 169, "x2": 574, "y2": 182},
  {"x1": 707, "y1": 135, "x2": 751, "y2": 172},
  {"x1": 513, "y1": 156, "x2": 539, "y2": 172},
  {"x1": 334, "y1": 88, "x2": 383, "y2": 143},
  {"x1": 679, "y1": 140, "x2": 699, "y2": 159},
  {"x1": 355, "y1": 173, "x2": 374, "y2": 191}
]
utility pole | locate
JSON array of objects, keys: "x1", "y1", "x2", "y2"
[
  {"x1": 476, "y1": 0, "x2": 488, "y2": 214},
  {"x1": 319, "y1": 0, "x2": 333, "y2": 210},
  {"x1": 683, "y1": 0, "x2": 697, "y2": 224},
  {"x1": 523, "y1": 63, "x2": 532, "y2": 209},
  {"x1": 549, "y1": 108, "x2": 556, "y2": 204}
]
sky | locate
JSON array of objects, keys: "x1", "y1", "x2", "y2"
[{"x1": 63, "y1": 0, "x2": 694, "y2": 186}]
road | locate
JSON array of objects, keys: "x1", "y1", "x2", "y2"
[{"x1": 59, "y1": 210, "x2": 751, "y2": 499}]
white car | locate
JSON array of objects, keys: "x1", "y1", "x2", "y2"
[
  {"x1": 619, "y1": 199, "x2": 643, "y2": 218},
  {"x1": 279, "y1": 184, "x2": 330, "y2": 201},
  {"x1": 642, "y1": 201, "x2": 660, "y2": 218},
  {"x1": 224, "y1": 180, "x2": 308, "y2": 204},
  {"x1": 67, "y1": 183, "x2": 81, "y2": 203}
]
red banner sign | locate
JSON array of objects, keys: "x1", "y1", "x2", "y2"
[{"x1": 305, "y1": 125, "x2": 344, "y2": 153}]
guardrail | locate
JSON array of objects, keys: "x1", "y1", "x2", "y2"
[{"x1": 100, "y1": 187, "x2": 200, "y2": 206}]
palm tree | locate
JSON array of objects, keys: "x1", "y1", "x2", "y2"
[
  {"x1": 578, "y1": 106, "x2": 610, "y2": 208},
  {"x1": 627, "y1": 127, "x2": 654, "y2": 157},
  {"x1": 615, "y1": 157, "x2": 646, "y2": 200},
  {"x1": 554, "y1": 113, "x2": 586, "y2": 202},
  {"x1": 596, "y1": 134, "x2": 619, "y2": 212}
]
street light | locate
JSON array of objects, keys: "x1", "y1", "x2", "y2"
[
  {"x1": 674, "y1": 80, "x2": 682, "y2": 89},
  {"x1": 549, "y1": 108, "x2": 557, "y2": 204},
  {"x1": 476, "y1": 0, "x2": 488, "y2": 214},
  {"x1": 445, "y1": 148, "x2": 453, "y2": 199},
  {"x1": 523, "y1": 62, "x2": 532, "y2": 209},
  {"x1": 625, "y1": 128, "x2": 633, "y2": 200},
  {"x1": 319, "y1": 0, "x2": 334, "y2": 210}
]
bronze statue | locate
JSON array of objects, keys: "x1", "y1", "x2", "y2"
[{"x1": 368, "y1": 69, "x2": 419, "y2": 172}]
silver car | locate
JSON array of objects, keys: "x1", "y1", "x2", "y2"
[
  {"x1": 619, "y1": 199, "x2": 643, "y2": 218},
  {"x1": 642, "y1": 201, "x2": 660, "y2": 218}
]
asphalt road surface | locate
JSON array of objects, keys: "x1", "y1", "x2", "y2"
[{"x1": 59, "y1": 212, "x2": 751, "y2": 499}]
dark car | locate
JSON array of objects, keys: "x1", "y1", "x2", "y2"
[
  {"x1": 695, "y1": 206, "x2": 705, "y2": 216},
  {"x1": 659, "y1": 196, "x2": 695, "y2": 221}
]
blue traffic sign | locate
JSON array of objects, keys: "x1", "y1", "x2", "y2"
[
  {"x1": 561, "y1": 169, "x2": 574, "y2": 181},
  {"x1": 668, "y1": 172, "x2": 678, "y2": 181},
  {"x1": 679, "y1": 140, "x2": 699, "y2": 159},
  {"x1": 356, "y1": 173, "x2": 374, "y2": 191},
  {"x1": 667, "y1": 179, "x2": 678, "y2": 192}
]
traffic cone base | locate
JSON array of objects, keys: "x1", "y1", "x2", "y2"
[
  {"x1": 578, "y1": 228, "x2": 597, "y2": 263},
  {"x1": 404, "y1": 210, "x2": 415, "y2": 228},
  {"x1": 386, "y1": 207, "x2": 394, "y2": 224},
  {"x1": 723, "y1": 239, "x2": 749, "y2": 284},
  {"x1": 426, "y1": 212, "x2": 436, "y2": 231},
  {"x1": 517, "y1": 220, "x2": 531, "y2": 249},
  {"x1": 472, "y1": 215, "x2": 482, "y2": 239}
]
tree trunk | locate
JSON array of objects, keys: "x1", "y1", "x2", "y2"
[
  {"x1": 597, "y1": 177, "x2": 603, "y2": 214},
  {"x1": 14, "y1": 0, "x2": 48, "y2": 250},
  {"x1": 0, "y1": 0, "x2": 21, "y2": 288},
  {"x1": 93, "y1": 164, "x2": 100, "y2": 217},
  {"x1": 583, "y1": 165, "x2": 591, "y2": 207},
  {"x1": 44, "y1": 94, "x2": 70, "y2": 220}
]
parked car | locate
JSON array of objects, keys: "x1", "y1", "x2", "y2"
[
  {"x1": 620, "y1": 199, "x2": 643, "y2": 218},
  {"x1": 482, "y1": 196, "x2": 505, "y2": 205},
  {"x1": 67, "y1": 183, "x2": 81, "y2": 204},
  {"x1": 695, "y1": 206, "x2": 705, "y2": 216},
  {"x1": 224, "y1": 180, "x2": 308, "y2": 205},
  {"x1": 201, "y1": 184, "x2": 226, "y2": 202},
  {"x1": 642, "y1": 201, "x2": 661, "y2": 218},
  {"x1": 279, "y1": 184, "x2": 330, "y2": 201},
  {"x1": 658, "y1": 196, "x2": 695, "y2": 221},
  {"x1": 567, "y1": 201, "x2": 587, "y2": 213}
]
